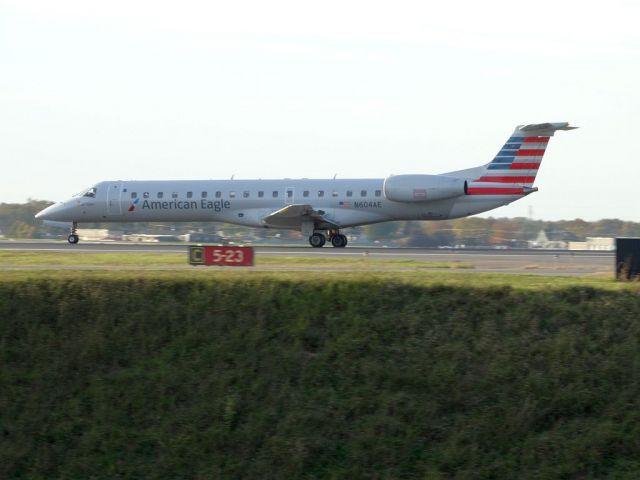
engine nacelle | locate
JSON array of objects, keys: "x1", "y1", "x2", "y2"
[{"x1": 383, "y1": 174, "x2": 467, "y2": 203}]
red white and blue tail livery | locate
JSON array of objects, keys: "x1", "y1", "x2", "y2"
[
  {"x1": 456, "y1": 122, "x2": 577, "y2": 196},
  {"x1": 36, "y1": 122, "x2": 576, "y2": 247}
]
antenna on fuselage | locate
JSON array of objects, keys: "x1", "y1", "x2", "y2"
[
  {"x1": 333, "y1": 173, "x2": 337, "y2": 179},
  {"x1": 231, "y1": 174, "x2": 235, "y2": 180}
]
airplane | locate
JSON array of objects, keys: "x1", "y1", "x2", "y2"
[{"x1": 35, "y1": 122, "x2": 576, "y2": 247}]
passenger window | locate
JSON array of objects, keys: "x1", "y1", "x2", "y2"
[
  {"x1": 287, "y1": 190, "x2": 293, "y2": 198},
  {"x1": 215, "y1": 191, "x2": 222, "y2": 198},
  {"x1": 346, "y1": 190, "x2": 353, "y2": 197},
  {"x1": 157, "y1": 192, "x2": 164, "y2": 199},
  {"x1": 272, "y1": 191, "x2": 279, "y2": 198},
  {"x1": 201, "y1": 191, "x2": 207, "y2": 198},
  {"x1": 131, "y1": 192, "x2": 137, "y2": 199},
  {"x1": 258, "y1": 191, "x2": 264, "y2": 198},
  {"x1": 361, "y1": 190, "x2": 367, "y2": 197},
  {"x1": 187, "y1": 191, "x2": 193, "y2": 199},
  {"x1": 375, "y1": 190, "x2": 382, "y2": 197},
  {"x1": 332, "y1": 191, "x2": 338, "y2": 197},
  {"x1": 243, "y1": 191, "x2": 250, "y2": 198},
  {"x1": 229, "y1": 191, "x2": 236, "y2": 198},
  {"x1": 303, "y1": 190, "x2": 309, "y2": 198},
  {"x1": 172, "y1": 192, "x2": 178, "y2": 199},
  {"x1": 143, "y1": 192, "x2": 149, "y2": 198},
  {"x1": 318, "y1": 190, "x2": 324, "y2": 197}
]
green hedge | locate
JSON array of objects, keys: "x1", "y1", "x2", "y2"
[{"x1": 2, "y1": 279, "x2": 640, "y2": 479}]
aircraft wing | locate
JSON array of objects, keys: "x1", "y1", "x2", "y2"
[{"x1": 262, "y1": 204, "x2": 340, "y2": 230}]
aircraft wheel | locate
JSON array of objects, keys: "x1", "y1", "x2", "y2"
[
  {"x1": 309, "y1": 233, "x2": 326, "y2": 248},
  {"x1": 331, "y1": 234, "x2": 348, "y2": 248},
  {"x1": 68, "y1": 234, "x2": 80, "y2": 244}
]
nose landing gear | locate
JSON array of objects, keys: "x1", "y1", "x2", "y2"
[{"x1": 68, "y1": 221, "x2": 79, "y2": 244}]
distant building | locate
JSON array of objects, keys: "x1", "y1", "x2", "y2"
[
  {"x1": 77, "y1": 229, "x2": 123, "y2": 241},
  {"x1": 181, "y1": 232, "x2": 225, "y2": 243},
  {"x1": 122, "y1": 234, "x2": 181, "y2": 243},
  {"x1": 568, "y1": 237, "x2": 615, "y2": 251},
  {"x1": 528, "y1": 230, "x2": 568, "y2": 249}
]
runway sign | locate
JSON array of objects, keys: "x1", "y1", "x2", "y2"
[{"x1": 189, "y1": 245, "x2": 254, "y2": 267}]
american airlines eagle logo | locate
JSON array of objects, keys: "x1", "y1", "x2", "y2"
[{"x1": 128, "y1": 197, "x2": 140, "y2": 212}]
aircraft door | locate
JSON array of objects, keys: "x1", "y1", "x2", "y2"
[
  {"x1": 107, "y1": 182, "x2": 123, "y2": 216},
  {"x1": 285, "y1": 187, "x2": 295, "y2": 205}
]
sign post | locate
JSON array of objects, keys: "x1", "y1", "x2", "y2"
[{"x1": 189, "y1": 245, "x2": 254, "y2": 267}]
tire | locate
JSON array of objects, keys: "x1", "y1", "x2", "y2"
[
  {"x1": 331, "y1": 234, "x2": 347, "y2": 248},
  {"x1": 68, "y1": 234, "x2": 79, "y2": 244},
  {"x1": 309, "y1": 233, "x2": 325, "y2": 248}
]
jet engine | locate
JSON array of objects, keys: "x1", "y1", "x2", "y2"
[{"x1": 383, "y1": 174, "x2": 467, "y2": 202}]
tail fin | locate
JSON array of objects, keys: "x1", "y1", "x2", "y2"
[{"x1": 474, "y1": 122, "x2": 577, "y2": 187}]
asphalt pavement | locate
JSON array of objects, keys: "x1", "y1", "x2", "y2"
[{"x1": 0, "y1": 240, "x2": 614, "y2": 276}]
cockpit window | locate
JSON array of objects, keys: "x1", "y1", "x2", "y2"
[{"x1": 74, "y1": 187, "x2": 97, "y2": 198}]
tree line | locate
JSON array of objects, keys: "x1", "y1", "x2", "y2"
[
  {"x1": 2, "y1": 199, "x2": 640, "y2": 246},
  {"x1": 361, "y1": 217, "x2": 640, "y2": 247}
]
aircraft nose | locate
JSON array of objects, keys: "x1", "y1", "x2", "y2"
[{"x1": 35, "y1": 202, "x2": 67, "y2": 221}]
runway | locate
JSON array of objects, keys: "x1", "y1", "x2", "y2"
[{"x1": 0, "y1": 240, "x2": 614, "y2": 276}]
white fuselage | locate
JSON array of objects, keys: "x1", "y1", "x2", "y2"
[
  {"x1": 34, "y1": 122, "x2": 575, "y2": 246},
  {"x1": 37, "y1": 178, "x2": 520, "y2": 229}
]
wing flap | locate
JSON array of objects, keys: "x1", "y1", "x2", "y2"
[{"x1": 262, "y1": 204, "x2": 339, "y2": 229}]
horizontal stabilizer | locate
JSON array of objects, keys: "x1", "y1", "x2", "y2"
[{"x1": 517, "y1": 122, "x2": 578, "y2": 136}]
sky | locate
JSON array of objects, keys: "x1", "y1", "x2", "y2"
[{"x1": 1, "y1": 0, "x2": 639, "y2": 221}]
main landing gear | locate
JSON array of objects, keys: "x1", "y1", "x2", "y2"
[
  {"x1": 68, "y1": 221, "x2": 79, "y2": 244},
  {"x1": 331, "y1": 233, "x2": 348, "y2": 248},
  {"x1": 308, "y1": 230, "x2": 348, "y2": 248},
  {"x1": 309, "y1": 233, "x2": 326, "y2": 248}
]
